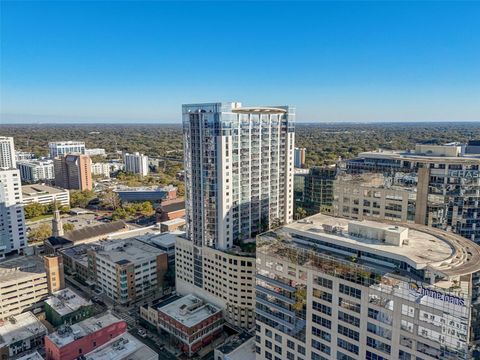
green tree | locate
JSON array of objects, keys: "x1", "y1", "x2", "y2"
[
  {"x1": 295, "y1": 207, "x2": 307, "y2": 220},
  {"x1": 24, "y1": 202, "x2": 47, "y2": 219},
  {"x1": 63, "y1": 223, "x2": 75, "y2": 232},
  {"x1": 70, "y1": 190, "x2": 96, "y2": 208},
  {"x1": 28, "y1": 223, "x2": 52, "y2": 243}
]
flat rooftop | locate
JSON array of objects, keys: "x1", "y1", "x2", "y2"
[
  {"x1": 47, "y1": 312, "x2": 123, "y2": 348},
  {"x1": 159, "y1": 218, "x2": 186, "y2": 226},
  {"x1": 137, "y1": 231, "x2": 184, "y2": 250},
  {"x1": 84, "y1": 332, "x2": 157, "y2": 360},
  {"x1": 0, "y1": 312, "x2": 47, "y2": 347},
  {"x1": 357, "y1": 149, "x2": 480, "y2": 163},
  {"x1": 0, "y1": 256, "x2": 45, "y2": 284},
  {"x1": 94, "y1": 238, "x2": 163, "y2": 265},
  {"x1": 266, "y1": 213, "x2": 480, "y2": 277},
  {"x1": 158, "y1": 294, "x2": 222, "y2": 329},
  {"x1": 45, "y1": 288, "x2": 92, "y2": 316},
  {"x1": 216, "y1": 333, "x2": 255, "y2": 359},
  {"x1": 15, "y1": 351, "x2": 44, "y2": 360},
  {"x1": 22, "y1": 184, "x2": 67, "y2": 197}
]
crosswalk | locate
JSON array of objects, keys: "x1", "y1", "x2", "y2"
[{"x1": 113, "y1": 311, "x2": 136, "y2": 326}]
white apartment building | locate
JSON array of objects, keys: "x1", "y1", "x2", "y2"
[
  {"x1": 182, "y1": 102, "x2": 295, "y2": 251},
  {"x1": 48, "y1": 141, "x2": 85, "y2": 158},
  {"x1": 0, "y1": 169, "x2": 26, "y2": 256},
  {"x1": 91, "y1": 162, "x2": 112, "y2": 178},
  {"x1": 84, "y1": 148, "x2": 106, "y2": 156},
  {"x1": 15, "y1": 151, "x2": 35, "y2": 161},
  {"x1": 0, "y1": 256, "x2": 49, "y2": 319},
  {"x1": 22, "y1": 184, "x2": 70, "y2": 207},
  {"x1": 0, "y1": 136, "x2": 16, "y2": 169},
  {"x1": 255, "y1": 213, "x2": 480, "y2": 360},
  {"x1": 87, "y1": 238, "x2": 168, "y2": 305},
  {"x1": 17, "y1": 159, "x2": 55, "y2": 183},
  {"x1": 123, "y1": 152, "x2": 149, "y2": 176}
]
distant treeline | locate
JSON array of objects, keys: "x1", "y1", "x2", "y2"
[{"x1": 2, "y1": 122, "x2": 479, "y2": 167}]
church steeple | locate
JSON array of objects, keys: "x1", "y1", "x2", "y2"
[{"x1": 52, "y1": 203, "x2": 64, "y2": 238}]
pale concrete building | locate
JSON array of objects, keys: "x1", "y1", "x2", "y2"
[
  {"x1": 123, "y1": 152, "x2": 149, "y2": 177},
  {"x1": 21, "y1": 184, "x2": 70, "y2": 207},
  {"x1": 176, "y1": 236, "x2": 256, "y2": 329},
  {"x1": 17, "y1": 159, "x2": 55, "y2": 183},
  {"x1": 0, "y1": 256, "x2": 49, "y2": 319},
  {"x1": 87, "y1": 238, "x2": 168, "y2": 305},
  {"x1": 255, "y1": 213, "x2": 480, "y2": 360},
  {"x1": 0, "y1": 136, "x2": 16, "y2": 169},
  {"x1": 0, "y1": 169, "x2": 27, "y2": 257},
  {"x1": 48, "y1": 141, "x2": 85, "y2": 158},
  {"x1": 334, "y1": 173, "x2": 417, "y2": 223}
]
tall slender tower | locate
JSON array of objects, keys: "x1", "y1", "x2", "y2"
[
  {"x1": 0, "y1": 136, "x2": 16, "y2": 169},
  {"x1": 183, "y1": 102, "x2": 295, "y2": 250},
  {"x1": 52, "y1": 206, "x2": 64, "y2": 238},
  {"x1": 176, "y1": 102, "x2": 295, "y2": 328}
]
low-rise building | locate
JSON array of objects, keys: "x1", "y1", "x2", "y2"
[
  {"x1": 91, "y1": 162, "x2": 111, "y2": 178},
  {"x1": 84, "y1": 148, "x2": 106, "y2": 157},
  {"x1": 0, "y1": 312, "x2": 47, "y2": 359},
  {"x1": 88, "y1": 238, "x2": 168, "y2": 305},
  {"x1": 44, "y1": 288, "x2": 94, "y2": 327},
  {"x1": 44, "y1": 221, "x2": 129, "y2": 254},
  {"x1": 155, "y1": 198, "x2": 185, "y2": 222},
  {"x1": 59, "y1": 244, "x2": 91, "y2": 283},
  {"x1": 17, "y1": 160, "x2": 55, "y2": 183},
  {"x1": 156, "y1": 294, "x2": 223, "y2": 357},
  {"x1": 45, "y1": 312, "x2": 126, "y2": 360},
  {"x1": 0, "y1": 256, "x2": 49, "y2": 319},
  {"x1": 158, "y1": 218, "x2": 186, "y2": 233},
  {"x1": 15, "y1": 351, "x2": 44, "y2": 360},
  {"x1": 114, "y1": 185, "x2": 176, "y2": 202},
  {"x1": 83, "y1": 332, "x2": 157, "y2": 360},
  {"x1": 214, "y1": 332, "x2": 256, "y2": 360},
  {"x1": 21, "y1": 184, "x2": 70, "y2": 207}
]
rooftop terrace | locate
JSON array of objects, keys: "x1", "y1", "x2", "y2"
[{"x1": 261, "y1": 213, "x2": 480, "y2": 278}]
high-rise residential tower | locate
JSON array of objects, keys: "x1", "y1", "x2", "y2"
[
  {"x1": 183, "y1": 102, "x2": 295, "y2": 250},
  {"x1": 0, "y1": 169, "x2": 26, "y2": 257},
  {"x1": 123, "y1": 152, "x2": 149, "y2": 176},
  {"x1": 54, "y1": 154, "x2": 92, "y2": 191},
  {"x1": 48, "y1": 141, "x2": 85, "y2": 159},
  {"x1": 0, "y1": 136, "x2": 16, "y2": 169},
  {"x1": 176, "y1": 102, "x2": 295, "y2": 329}
]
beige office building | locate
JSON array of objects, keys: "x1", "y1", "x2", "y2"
[
  {"x1": 334, "y1": 173, "x2": 417, "y2": 223},
  {"x1": 176, "y1": 235, "x2": 256, "y2": 329}
]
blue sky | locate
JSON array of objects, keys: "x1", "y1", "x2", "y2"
[{"x1": 1, "y1": 1, "x2": 479, "y2": 123}]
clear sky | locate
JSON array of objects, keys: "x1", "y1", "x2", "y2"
[{"x1": 1, "y1": 1, "x2": 479, "y2": 123}]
